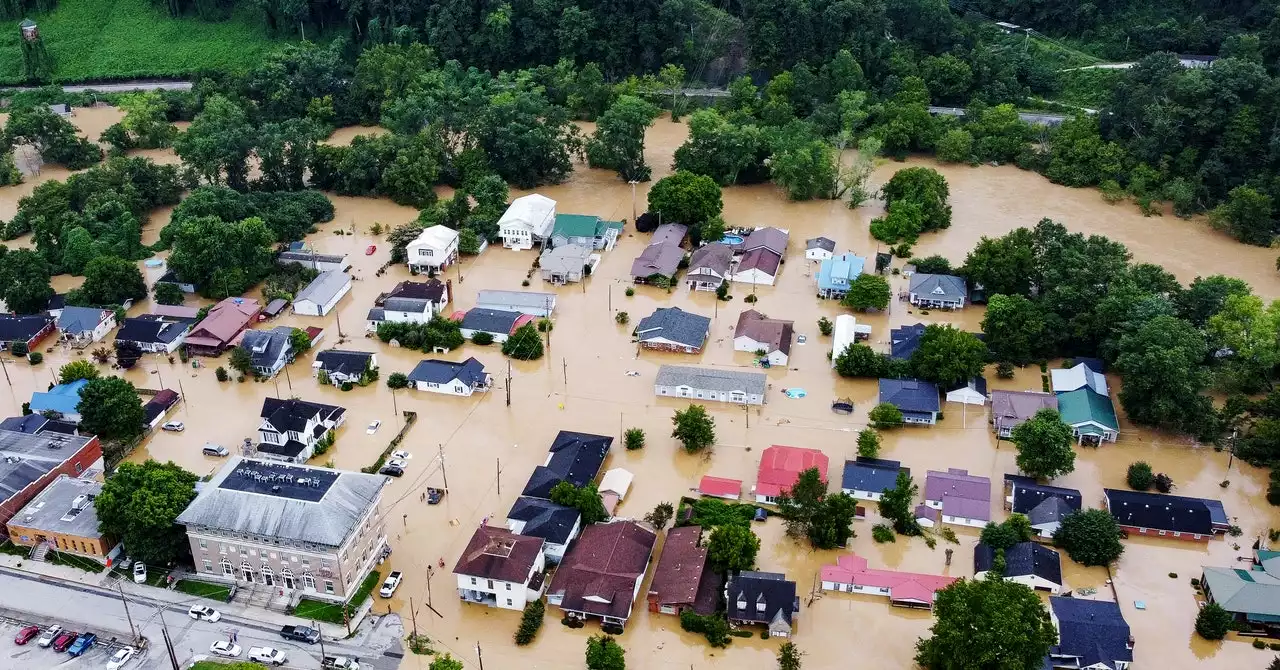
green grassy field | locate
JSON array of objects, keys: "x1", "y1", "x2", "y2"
[
  {"x1": 293, "y1": 570, "x2": 381, "y2": 625},
  {"x1": 0, "y1": 0, "x2": 285, "y2": 84},
  {"x1": 174, "y1": 578, "x2": 233, "y2": 601}
]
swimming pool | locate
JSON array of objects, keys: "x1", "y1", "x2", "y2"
[{"x1": 720, "y1": 234, "x2": 745, "y2": 245}]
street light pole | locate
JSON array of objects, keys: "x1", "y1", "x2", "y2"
[{"x1": 628, "y1": 181, "x2": 638, "y2": 224}]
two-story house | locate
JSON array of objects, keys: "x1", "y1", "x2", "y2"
[
  {"x1": 176, "y1": 458, "x2": 388, "y2": 603},
  {"x1": 407, "y1": 225, "x2": 460, "y2": 272},
  {"x1": 239, "y1": 327, "x2": 295, "y2": 378},
  {"x1": 816, "y1": 253, "x2": 866, "y2": 299},
  {"x1": 545, "y1": 520, "x2": 657, "y2": 631},
  {"x1": 453, "y1": 525, "x2": 546, "y2": 610},
  {"x1": 255, "y1": 398, "x2": 346, "y2": 463},
  {"x1": 499, "y1": 194, "x2": 556, "y2": 250}
]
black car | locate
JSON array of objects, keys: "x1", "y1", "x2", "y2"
[
  {"x1": 379, "y1": 464, "x2": 404, "y2": 477},
  {"x1": 280, "y1": 625, "x2": 321, "y2": 644}
]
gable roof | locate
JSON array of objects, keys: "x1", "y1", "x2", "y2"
[
  {"x1": 841, "y1": 457, "x2": 903, "y2": 495},
  {"x1": 1049, "y1": 597, "x2": 1133, "y2": 668},
  {"x1": 741, "y1": 227, "x2": 788, "y2": 255},
  {"x1": 499, "y1": 194, "x2": 556, "y2": 237},
  {"x1": 507, "y1": 496, "x2": 580, "y2": 545},
  {"x1": 142, "y1": 389, "x2": 180, "y2": 426},
  {"x1": 756, "y1": 445, "x2": 828, "y2": 498},
  {"x1": 240, "y1": 326, "x2": 293, "y2": 369},
  {"x1": 408, "y1": 358, "x2": 488, "y2": 386},
  {"x1": 383, "y1": 280, "x2": 447, "y2": 304},
  {"x1": 650, "y1": 223, "x2": 688, "y2": 246},
  {"x1": 1103, "y1": 488, "x2": 1225, "y2": 534},
  {"x1": 410, "y1": 225, "x2": 459, "y2": 250},
  {"x1": 115, "y1": 315, "x2": 194, "y2": 345},
  {"x1": 56, "y1": 306, "x2": 111, "y2": 334},
  {"x1": 1200, "y1": 566, "x2": 1280, "y2": 618},
  {"x1": 649, "y1": 526, "x2": 714, "y2": 608},
  {"x1": 631, "y1": 242, "x2": 685, "y2": 279},
  {"x1": 735, "y1": 247, "x2": 782, "y2": 276},
  {"x1": 0, "y1": 314, "x2": 51, "y2": 342},
  {"x1": 547, "y1": 520, "x2": 657, "y2": 619},
  {"x1": 187, "y1": 297, "x2": 260, "y2": 347},
  {"x1": 1056, "y1": 389, "x2": 1119, "y2": 432},
  {"x1": 688, "y1": 243, "x2": 734, "y2": 276},
  {"x1": 1004, "y1": 475, "x2": 1082, "y2": 523},
  {"x1": 457, "y1": 308, "x2": 528, "y2": 335},
  {"x1": 820, "y1": 554, "x2": 956, "y2": 604},
  {"x1": 314, "y1": 350, "x2": 374, "y2": 376},
  {"x1": 697, "y1": 475, "x2": 742, "y2": 498},
  {"x1": 991, "y1": 391, "x2": 1058, "y2": 427},
  {"x1": 925, "y1": 469, "x2": 991, "y2": 521},
  {"x1": 734, "y1": 310, "x2": 794, "y2": 356},
  {"x1": 805, "y1": 237, "x2": 835, "y2": 252},
  {"x1": 817, "y1": 253, "x2": 866, "y2": 293},
  {"x1": 453, "y1": 525, "x2": 543, "y2": 582},
  {"x1": 475, "y1": 290, "x2": 556, "y2": 313},
  {"x1": 908, "y1": 273, "x2": 967, "y2": 301},
  {"x1": 727, "y1": 570, "x2": 797, "y2": 626},
  {"x1": 947, "y1": 376, "x2": 987, "y2": 397},
  {"x1": 975, "y1": 542, "x2": 1062, "y2": 585},
  {"x1": 29, "y1": 379, "x2": 89, "y2": 416},
  {"x1": 294, "y1": 271, "x2": 350, "y2": 306},
  {"x1": 278, "y1": 251, "x2": 346, "y2": 266},
  {"x1": 878, "y1": 378, "x2": 940, "y2": 414},
  {"x1": 1051, "y1": 363, "x2": 1109, "y2": 395},
  {"x1": 890, "y1": 323, "x2": 926, "y2": 359},
  {"x1": 521, "y1": 431, "x2": 612, "y2": 499},
  {"x1": 636, "y1": 307, "x2": 711, "y2": 348},
  {"x1": 655, "y1": 365, "x2": 767, "y2": 397},
  {"x1": 540, "y1": 243, "x2": 594, "y2": 274},
  {"x1": 260, "y1": 397, "x2": 344, "y2": 433},
  {"x1": 553, "y1": 213, "x2": 620, "y2": 239}
]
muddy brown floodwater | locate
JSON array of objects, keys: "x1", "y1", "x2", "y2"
[{"x1": 1, "y1": 107, "x2": 1278, "y2": 669}]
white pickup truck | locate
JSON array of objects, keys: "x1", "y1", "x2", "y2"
[
  {"x1": 323, "y1": 656, "x2": 362, "y2": 670},
  {"x1": 379, "y1": 570, "x2": 403, "y2": 598},
  {"x1": 248, "y1": 646, "x2": 288, "y2": 666}
]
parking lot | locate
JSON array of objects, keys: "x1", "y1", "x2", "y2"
[{"x1": 0, "y1": 613, "x2": 143, "y2": 669}]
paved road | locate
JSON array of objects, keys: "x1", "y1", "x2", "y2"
[
  {"x1": 2, "y1": 80, "x2": 192, "y2": 94},
  {"x1": 0, "y1": 569, "x2": 394, "y2": 669},
  {"x1": 926, "y1": 105, "x2": 1073, "y2": 126}
]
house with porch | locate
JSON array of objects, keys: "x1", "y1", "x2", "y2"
[
  {"x1": 545, "y1": 519, "x2": 657, "y2": 631},
  {"x1": 406, "y1": 225, "x2": 460, "y2": 272},
  {"x1": 945, "y1": 376, "x2": 987, "y2": 405},
  {"x1": 805, "y1": 237, "x2": 835, "y2": 261},
  {"x1": 184, "y1": 297, "x2": 261, "y2": 356},
  {"x1": 539, "y1": 243, "x2": 597, "y2": 285},
  {"x1": 1056, "y1": 388, "x2": 1119, "y2": 444},
  {"x1": 453, "y1": 525, "x2": 546, "y2": 611},
  {"x1": 685, "y1": 243, "x2": 733, "y2": 291},
  {"x1": 1201, "y1": 548, "x2": 1280, "y2": 637},
  {"x1": 816, "y1": 253, "x2": 865, "y2": 299},
  {"x1": 654, "y1": 365, "x2": 767, "y2": 405},
  {"x1": 647, "y1": 525, "x2": 720, "y2": 616},
  {"x1": 367, "y1": 297, "x2": 435, "y2": 332},
  {"x1": 733, "y1": 310, "x2": 794, "y2": 366},
  {"x1": 505, "y1": 497, "x2": 580, "y2": 564},
  {"x1": 878, "y1": 378, "x2": 941, "y2": 425},
  {"x1": 1103, "y1": 488, "x2": 1228, "y2": 541},
  {"x1": 1045, "y1": 597, "x2": 1133, "y2": 670},
  {"x1": 56, "y1": 306, "x2": 115, "y2": 346},
  {"x1": 239, "y1": 326, "x2": 295, "y2": 378},
  {"x1": 254, "y1": 398, "x2": 346, "y2": 464},
  {"x1": 114, "y1": 314, "x2": 196, "y2": 354},
  {"x1": 820, "y1": 554, "x2": 956, "y2": 610},
  {"x1": 499, "y1": 194, "x2": 557, "y2": 250},
  {"x1": 407, "y1": 358, "x2": 491, "y2": 396},
  {"x1": 990, "y1": 391, "x2": 1058, "y2": 438},
  {"x1": 729, "y1": 228, "x2": 788, "y2": 286},
  {"x1": 1052, "y1": 362, "x2": 1109, "y2": 395},
  {"x1": 631, "y1": 241, "x2": 686, "y2": 285},
  {"x1": 753, "y1": 445, "x2": 828, "y2": 504},
  {"x1": 1003, "y1": 475, "x2": 1081, "y2": 539},
  {"x1": 908, "y1": 273, "x2": 967, "y2": 309},
  {"x1": 726, "y1": 571, "x2": 798, "y2": 638},
  {"x1": 454, "y1": 308, "x2": 535, "y2": 343},
  {"x1": 974, "y1": 541, "x2": 1063, "y2": 593},
  {"x1": 549, "y1": 213, "x2": 623, "y2": 250},
  {"x1": 923, "y1": 469, "x2": 991, "y2": 528},
  {"x1": 635, "y1": 307, "x2": 710, "y2": 354}
]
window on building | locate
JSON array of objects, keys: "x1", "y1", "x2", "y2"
[
  {"x1": 470, "y1": 577, "x2": 477, "y2": 585},
  {"x1": 487, "y1": 580, "x2": 494, "y2": 589},
  {"x1": 325, "y1": 580, "x2": 334, "y2": 594},
  {"x1": 199, "y1": 539, "x2": 207, "y2": 549},
  {"x1": 505, "y1": 583, "x2": 511, "y2": 590},
  {"x1": 506, "y1": 599, "x2": 512, "y2": 606},
  {"x1": 756, "y1": 602, "x2": 766, "y2": 613},
  {"x1": 221, "y1": 559, "x2": 233, "y2": 576},
  {"x1": 202, "y1": 559, "x2": 212, "y2": 572},
  {"x1": 75, "y1": 462, "x2": 83, "y2": 473}
]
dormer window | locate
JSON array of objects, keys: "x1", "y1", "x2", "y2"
[{"x1": 756, "y1": 601, "x2": 766, "y2": 613}]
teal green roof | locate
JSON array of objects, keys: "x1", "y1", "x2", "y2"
[
  {"x1": 554, "y1": 214, "x2": 621, "y2": 239},
  {"x1": 1056, "y1": 389, "x2": 1119, "y2": 431}
]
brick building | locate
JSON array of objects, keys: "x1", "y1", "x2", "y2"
[
  {"x1": 6, "y1": 475, "x2": 117, "y2": 562},
  {"x1": 0, "y1": 429, "x2": 102, "y2": 534}
]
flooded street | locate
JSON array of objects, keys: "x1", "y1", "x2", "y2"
[{"x1": 1, "y1": 107, "x2": 1278, "y2": 668}]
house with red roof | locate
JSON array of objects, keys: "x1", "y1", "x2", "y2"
[
  {"x1": 184, "y1": 297, "x2": 262, "y2": 356},
  {"x1": 819, "y1": 554, "x2": 956, "y2": 610},
  {"x1": 696, "y1": 475, "x2": 742, "y2": 500},
  {"x1": 647, "y1": 526, "x2": 720, "y2": 616},
  {"x1": 546, "y1": 520, "x2": 657, "y2": 631},
  {"x1": 753, "y1": 445, "x2": 829, "y2": 504}
]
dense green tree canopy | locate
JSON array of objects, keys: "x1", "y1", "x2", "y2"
[
  {"x1": 915, "y1": 576, "x2": 1057, "y2": 670},
  {"x1": 1053, "y1": 509, "x2": 1125, "y2": 566},
  {"x1": 706, "y1": 524, "x2": 760, "y2": 573},
  {"x1": 96, "y1": 460, "x2": 198, "y2": 566},
  {"x1": 647, "y1": 171, "x2": 724, "y2": 227},
  {"x1": 1012, "y1": 409, "x2": 1076, "y2": 481},
  {"x1": 910, "y1": 325, "x2": 987, "y2": 388}
]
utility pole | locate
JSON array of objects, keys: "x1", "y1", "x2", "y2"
[
  {"x1": 496, "y1": 457, "x2": 501, "y2": 496},
  {"x1": 439, "y1": 444, "x2": 449, "y2": 491},
  {"x1": 409, "y1": 596, "x2": 419, "y2": 638},
  {"x1": 335, "y1": 310, "x2": 345, "y2": 339},
  {"x1": 562, "y1": 358, "x2": 567, "y2": 386},
  {"x1": 283, "y1": 363, "x2": 293, "y2": 391},
  {"x1": 313, "y1": 620, "x2": 327, "y2": 660},
  {"x1": 476, "y1": 641, "x2": 485, "y2": 670},
  {"x1": 391, "y1": 387, "x2": 399, "y2": 421},
  {"x1": 425, "y1": 566, "x2": 434, "y2": 609},
  {"x1": 505, "y1": 360, "x2": 512, "y2": 407},
  {"x1": 159, "y1": 609, "x2": 179, "y2": 670},
  {"x1": 117, "y1": 583, "x2": 137, "y2": 644},
  {"x1": 0, "y1": 356, "x2": 11, "y2": 386},
  {"x1": 628, "y1": 181, "x2": 639, "y2": 223}
]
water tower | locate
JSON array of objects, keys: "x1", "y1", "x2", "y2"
[{"x1": 19, "y1": 19, "x2": 38, "y2": 42}]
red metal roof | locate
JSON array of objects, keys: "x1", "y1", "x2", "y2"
[
  {"x1": 820, "y1": 554, "x2": 956, "y2": 603},
  {"x1": 756, "y1": 445, "x2": 828, "y2": 498},
  {"x1": 697, "y1": 476, "x2": 742, "y2": 499}
]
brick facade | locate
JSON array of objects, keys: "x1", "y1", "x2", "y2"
[{"x1": 0, "y1": 436, "x2": 102, "y2": 534}]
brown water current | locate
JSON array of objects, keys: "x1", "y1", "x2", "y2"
[{"x1": 0, "y1": 107, "x2": 1277, "y2": 668}]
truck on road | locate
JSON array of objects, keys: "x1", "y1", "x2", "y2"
[
  {"x1": 323, "y1": 656, "x2": 362, "y2": 669},
  {"x1": 280, "y1": 624, "x2": 321, "y2": 644},
  {"x1": 249, "y1": 646, "x2": 289, "y2": 666}
]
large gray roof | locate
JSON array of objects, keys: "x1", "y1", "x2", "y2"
[
  {"x1": 635, "y1": 307, "x2": 710, "y2": 348},
  {"x1": 1202, "y1": 566, "x2": 1280, "y2": 617},
  {"x1": 176, "y1": 456, "x2": 386, "y2": 549},
  {"x1": 655, "y1": 365, "x2": 767, "y2": 396},
  {"x1": 540, "y1": 244, "x2": 593, "y2": 275},
  {"x1": 294, "y1": 271, "x2": 350, "y2": 306},
  {"x1": 908, "y1": 273, "x2": 967, "y2": 301},
  {"x1": 879, "y1": 378, "x2": 940, "y2": 413},
  {"x1": 0, "y1": 430, "x2": 95, "y2": 503},
  {"x1": 8, "y1": 474, "x2": 104, "y2": 539}
]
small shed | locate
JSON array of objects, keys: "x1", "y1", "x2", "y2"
[
  {"x1": 945, "y1": 377, "x2": 988, "y2": 406},
  {"x1": 696, "y1": 476, "x2": 742, "y2": 500},
  {"x1": 261, "y1": 298, "x2": 289, "y2": 320},
  {"x1": 600, "y1": 468, "x2": 634, "y2": 515}
]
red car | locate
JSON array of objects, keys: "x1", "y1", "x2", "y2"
[
  {"x1": 52, "y1": 631, "x2": 78, "y2": 652},
  {"x1": 14, "y1": 625, "x2": 39, "y2": 645},
  {"x1": 365, "y1": 245, "x2": 377, "y2": 255}
]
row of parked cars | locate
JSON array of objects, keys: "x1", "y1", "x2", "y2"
[{"x1": 15, "y1": 624, "x2": 136, "y2": 667}]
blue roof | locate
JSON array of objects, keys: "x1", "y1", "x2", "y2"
[
  {"x1": 29, "y1": 379, "x2": 89, "y2": 416},
  {"x1": 817, "y1": 253, "x2": 865, "y2": 293},
  {"x1": 841, "y1": 457, "x2": 902, "y2": 494},
  {"x1": 890, "y1": 323, "x2": 926, "y2": 359},
  {"x1": 1048, "y1": 597, "x2": 1132, "y2": 668},
  {"x1": 878, "y1": 378, "x2": 940, "y2": 413}
]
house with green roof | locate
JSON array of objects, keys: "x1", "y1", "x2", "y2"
[
  {"x1": 1056, "y1": 388, "x2": 1118, "y2": 444},
  {"x1": 550, "y1": 214, "x2": 623, "y2": 251},
  {"x1": 1201, "y1": 549, "x2": 1280, "y2": 636}
]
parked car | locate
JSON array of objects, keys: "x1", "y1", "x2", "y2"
[
  {"x1": 203, "y1": 443, "x2": 229, "y2": 457},
  {"x1": 323, "y1": 656, "x2": 361, "y2": 670},
  {"x1": 379, "y1": 571, "x2": 403, "y2": 598},
  {"x1": 366, "y1": 420, "x2": 381, "y2": 434},
  {"x1": 391, "y1": 450, "x2": 411, "y2": 459},
  {"x1": 14, "y1": 625, "x2": 39, "y2": 645},
  {"x1": 66, "y1": 631, "x2": 96, "y2": 657},
  {"x1": 365, "y1": 245, "x2": 377, "y2": 255},
  {"x1": 188, "y1": 605, "x2": 221, "y2": 622},
  {"x1": 249, "y1": 647, "x2": 288, "y2": 666},
  {"x1": 210, "y1": 641, "x2": 242, "y2": 657},
  {"x1": 386, "y1": 458, "x2": 408, "y2": 470},
  {"x1": 379, "y1": 464, "x2": 404, "y2": 477},
  {"x1": 426, "y1": 487, "x2": 444, "y2": 504},
  {"x1": 162, "y1": 421, "x2": 184, "y2": 432},
  {"x1": 52, "y1": 630, "x2": 77, "y2": 652},
  {"x1": 106, "y1": 646, "x2": 137, "y2": 670},
  {"x1": 279, "y1": 625, "x2": 321, "y2": 644},
  {"x1": 132, "y1": 562, "x2": 146, "y2": 583},
  {"x1": 36, "y1": 625, "x2": 62, "y2": 647}
]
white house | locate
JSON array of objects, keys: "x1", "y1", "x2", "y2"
[
  {"x1": 685, "y1": 243, "x2": 733, "y2": 291},
  {"x1": 292, "y1": 272, "x2": 352, "y2": 317},
  {"x1": 56, "y1": 306, "x2": 116, "y2": 346},
  {"x1": 114, "y1": 315, "x2": 193, "y2": 354},
  {"x1": 498, "y1": 194, "x2": 556, "y2": 250},
  {"x1": 839, "y1": 457, "x2": 903, "y2": 502},
  {"x1": 277, "y1": 251, "x2": 348, "y2": 273},
  {"x1": 312, "y1": 350, "x2": 377, "y2": 386},
  {"x1": 728, "y1": 227, "x2": 788, "y2": 286},
  {"x1": 366, "y1": 297, "x2": 435, "y2": 332},
  {"x1": 475, "y1": 290, "x2": 557, "y2": 317},
  {"x1": 453, "y1": 526, "x2": 546, "y2": 611},
  {"x1": 407, "y1": 225, "x2": 460, "y2": 272},
  {"x1": 406, "y1": 358, "x2": 491, "y2": 396},
  {"x1": 830, "y1": 314, "x2": 858, "y2": 368},
  {"x1": 945, "y1": 377, "x2": 988, "y2": 405},
  {"x1": 255, "y1": 398, "x2": 346, "y2": 463},
  {"x1": 805, "y1": 237, "x2": 835, "y2": 261},
  {"x1": 974, "y1": 542, "x2": 1062, "y2": 594},
  {"x1": 733, "y1": 310, "x2": 793, "y2": 366},
  {"x1": 506, "y1": 497, "x2": 581, "y2": 565},
  {"x1": 654, "y1": 365, "x2": 767, "y2": 405},
  {"x1": 240, "y1": 327, "x2": 294, "y2": 378}
]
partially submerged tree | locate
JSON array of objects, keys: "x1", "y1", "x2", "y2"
[
  {"x1": 672, "y1": 405, "x2": 716, "y2": 453},
  {"x1": 1053, "y1": 509, "x2": 1125, "y2": 566},
  {"x1": 879, "y1": 470, "x2": 921, "y2": 535},
  {"x1": 76, "y1": 376, "x2": 145, "y2": 441},
  {"x1": 1012, "y1": 408, "x2": 1076, "y2": 480},
  {"x1": 915, "y1": 576, "x2": 1056, "y2": 670},
  {"x1": 707, "y1": 523, "x2": 761, "y2": 573},
  {"x1": 96, "y1": 460, "x2": 199, "y2": 565}
]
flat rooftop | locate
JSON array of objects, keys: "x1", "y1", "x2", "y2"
[
  {"x1": 0, "y1": 430, "x2": 95, "y2": 503},
  {"x1": 217, "y1": 460, "x2": 341, "y2": 503},
  {"x1": 9, "y1": 474, "x2": 103, "y2": 538}
]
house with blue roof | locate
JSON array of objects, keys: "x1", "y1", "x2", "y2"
[
  {"x1": 840, "y1": 457, "x2": 904, "y2": 502},
  {"x1": 816, "y1": 253, "x2": 866, "y2": 299},
  {"x1": 878, "y1": 378, "x2": 941, "y2": 425},
  {"x1": 1046, "y1": 597, "x2": 1133, "y2": 670},
  {"x1": 890, "y1": 323, "x2": 926, "y2": 360},
  {"x1": 29, "y1": 379, "x2": 90, "y2": 423}
]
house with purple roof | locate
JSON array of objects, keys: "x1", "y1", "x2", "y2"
[{"x1": 923, "y1": 468, "x2": 991, "y2": 528}]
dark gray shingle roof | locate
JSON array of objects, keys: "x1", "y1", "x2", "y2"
[
  {"x1": 878, "y1": 378, "x2": 940, "y2": 413},
  {"x1": 635, "y1": 307, "x2": 710, "y2": 348}
]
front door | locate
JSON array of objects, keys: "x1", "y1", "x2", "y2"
[{"x1": 284, "y1": 575, "x2": 295, "y2": 589}]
